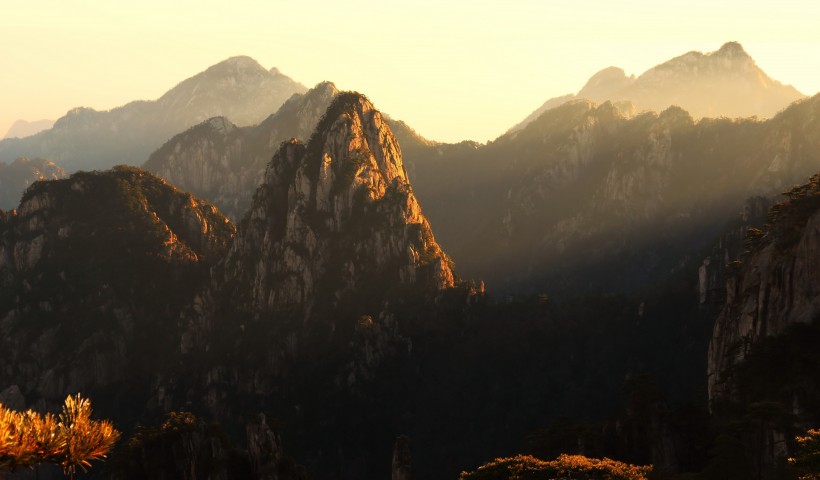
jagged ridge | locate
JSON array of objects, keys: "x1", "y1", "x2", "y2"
[{"x1": 214, "y1": 92, "x2": 454, "y2": 321}]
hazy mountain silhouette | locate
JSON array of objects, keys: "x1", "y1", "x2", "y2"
[
  {"x1": 2, "y1": 119, "x2": 54, "y2": 139},
  {"x1": 0, "y1": 57, "x2": 306, "y2": 172},
  {"x1": 509, "y1": 42, "x2": 805, "y2": 133}
]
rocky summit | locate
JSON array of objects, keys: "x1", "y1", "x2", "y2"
[{"x1": 211, "y1": 91, "x2": 455, "y2": 322}]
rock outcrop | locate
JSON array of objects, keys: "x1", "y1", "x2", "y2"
[
  {"x1": 0, "y1": 157, "x2": 65, "y2": 210},
  {"x1": 0, "y1": 166, "x2": 234, "y2": 411},
  {"x1": 708, "y1": 174, "x2": 820, "y2": 403},
  {"x1": 0, "y1": 57, "x2": 306, "y2": 172},
  {"x1": 144, "y1": 82, "x2": 338, "y2": 219},
  {"x1": 210, "y1": 92, "x2": 454, "y2": 323},
  {"x1": 510, "y1": 41, "x2": 805, "y2": 133}
]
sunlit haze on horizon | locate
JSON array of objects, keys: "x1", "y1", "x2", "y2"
[{"x1": 2, "y1": 0, "x2": 820, "y2": 143}]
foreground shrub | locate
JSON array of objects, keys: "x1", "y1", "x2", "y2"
[
  {"x1": 0, "y1": 394, "x2": 119, "y2": 478},
  {"x1": 459, "y1": 453, "x2": 651, "y2": 480}
]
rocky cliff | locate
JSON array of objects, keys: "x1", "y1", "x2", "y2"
[
  {"x1": 510, "y1": 42, "x2": 805, "y2": 133},
  {"x1": 0, "y1": 57, "x2": 306, "y2": 172},
  {"x1": 161, "y1": 93, "x2": 459, "y2": 479},
  {"x1": 0, "y1": 157, "x2": 65, "y2": 210},
  {"x1": 0, "y1": 166, "x2": 234, "y2": 413},
  {"x1": 704, "y1": 173, "x2": 820, "y2": 478},
  {"x1": 210, "y1": 91, "x2": 454, "y2": 323},
  {"x1": 144, "y1": 82, "x2": 338, "y2": 219},
  {"x1": 708, "y1": 173, "x2": 820, "y2": 403}
]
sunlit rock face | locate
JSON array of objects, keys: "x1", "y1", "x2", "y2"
[
  {"x1": 144, "y1": 82, "x2": 339, "y2": 220},
  {"x1": 708, "y1": 174, "x2": 820, "y2": 403},
  {"x1": 0, "y1": 56, "x2": 306, "y2": 172},
  {"x1": 0, "y1": 166, "x2": 234, "y2": 410},
  {"x1": 212, "y1": 92, "x2": 455, "y2": 321},
  {"x1": 510, "y1": 42, "x2": 805, "y2": 133},
  {"x1": 0, "y1": 157, "x2": 66, "y2": 210}
]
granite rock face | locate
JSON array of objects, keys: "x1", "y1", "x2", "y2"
[
  {"x1": 212, "y1": 92, "x2": 454, "y2": 322},
  {"x1": 708, "y1": 174, "x2": 820, "y2": 403}
]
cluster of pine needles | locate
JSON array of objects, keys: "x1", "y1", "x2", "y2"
[{"x1": 0, "y1": 394, "x2": 119, "y2": 478}]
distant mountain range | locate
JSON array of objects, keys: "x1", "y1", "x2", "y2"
[
  {"x1": 509, "y1": 42, "x2": 805, "y2": 133},
  {"x1": 134, "y1": 44, "x2": 817, "y2": 295},
  {"x1": 2, "y1": 119, "x2": 54, "y2": 139},
  {"x1": 143, "y1": 81, "x2": 339, "y2": 219},
  {"x1": 0, "y1": 57, "x2": 306, "y2": 172},
  {"x1": 407, "y1": 94, "x2": 820, "y2": 293}
]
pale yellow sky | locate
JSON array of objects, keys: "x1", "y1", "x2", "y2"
[{"x1": 2, "y1": 0, "x2": 820, "y2": 143}]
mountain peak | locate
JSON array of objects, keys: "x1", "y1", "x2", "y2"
[
  {"x1": 307, "y1": 91, "x2": 409, "y2": 188},
  {"x1": 313, "y1": 80, "x2": 339, "y2": 95},
  {"x1": 213, "y1": 93, "x2": 454, "y2": 320},
  {"x1": 210, "y1": 55, "x2": 267, "y2": 73},
  {"x1": 577, "y1": 66, "x2": 635, "y2": 100},
  {"x1": 715, "y1": 41, "x2": 749, "y2": 59}
]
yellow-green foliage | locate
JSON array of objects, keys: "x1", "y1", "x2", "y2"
[
  {"x1": 0, "y1": 394, "x2": 119, "y2": 477},
  {"x1": 459, "y1": 453, "x2": 652, "y2": 480}
]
